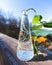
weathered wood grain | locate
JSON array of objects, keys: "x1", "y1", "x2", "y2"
[
  {"x1": 0, "y1": 33, "x2": 52, "y2": 65},
  {"x1": 0, "y1": 48, "x2": 10, "y2": 65}
]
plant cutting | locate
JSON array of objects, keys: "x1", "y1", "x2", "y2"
[
  {"x1": 23, "y1": 8, "x2": 52, "y2": 56},
  {"x1": 23, "y1": 8, "x2": 44, "y2": 55},
  {"x1": 17, "y1": 8, "x2": 46, "y2": 61}
]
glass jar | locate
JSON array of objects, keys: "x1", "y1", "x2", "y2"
[{"x1": 17, "y1": 13, "x2": 34, "y2": 61}]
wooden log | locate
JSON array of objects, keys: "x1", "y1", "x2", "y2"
[
  {"x1": 0, "y1": 47, "x2": 10, "y2": 65},
  {"x1": 0, "y1": 33, "x2": 52, "y2": 65}
]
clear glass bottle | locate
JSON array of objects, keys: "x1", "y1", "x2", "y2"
[{"x1": 17, "y1": 13, "x2": 34, "y2": 61}]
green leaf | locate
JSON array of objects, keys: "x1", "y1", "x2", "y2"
[
  {"x1": 43, "y1": 22, "x2": 52, "y2": 28},
  {"x1": 32, "y1": 15, "x2": 42, "y2": 24},
  {"x1": 31, "y1": 24, "x2": 43, "y2": 30}
]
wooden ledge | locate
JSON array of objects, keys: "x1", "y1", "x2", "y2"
[
  {"x1": 0, "y1": 47, "x2": 11, "y2": 65},
  {"x1": 0, "y1": 33, "x2": 52, "y2": 65}
]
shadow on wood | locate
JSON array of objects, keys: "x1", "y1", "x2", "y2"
[{"x1": 0, "y1": 47, "x2": 10, "y2": 65}]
